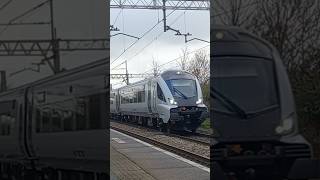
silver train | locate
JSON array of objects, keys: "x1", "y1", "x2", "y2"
[
  {"x1": 110, "y1": 70, "x2": 208, "y2": 133},
  {"x1": 211, "y1": 26, "x2": 316, "y2": 179},
  {"x1": 0, "y1": 59, "x2": 108, "y2": 179}
]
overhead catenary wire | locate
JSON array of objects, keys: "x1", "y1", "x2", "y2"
[
  {"x1": 135, "y1": 0, "x2": 260, "y2": 69},
  {"x1": 111, "y1": 9, "x2": 188, "y2": 70},
  {"x1": 112, "y1": 8, "x2": 123, "y2": 26},
  {"x1": 111, "y1": 1, "x2": 259, "y2": 73},
  {"x1": 141, "y1": 44, "x2": 209, "y2": 74},
  {"x1": 0, "y1": 0, "x2": 50, "y2": 36},
  {"x1": 111, "y1": 45, "x2": 210, "y2": 87},
  {"x1": 0, "y1": 0, "x2": 13, "y2": 11},
  {"x1": 110, "y1": 0, "x2": 188, "y2": 66}
]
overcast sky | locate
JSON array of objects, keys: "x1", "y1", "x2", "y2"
[
  {"x1": 0, "y1": 0, "x2": 107, "y2": 88},
  {"x1": 110, "y1": 8, "x2": 210, "y2": 88}
]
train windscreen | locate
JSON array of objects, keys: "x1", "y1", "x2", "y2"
[
  {"x1": 165, "y1": 79, "x2": 197, "y2": 99},
  {"x1": 213, "y1": 57, "x2": 278, "y2": 114}
]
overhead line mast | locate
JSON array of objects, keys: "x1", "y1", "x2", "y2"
[
  {"x1": 0, "y1": 1, "x2": 109, "y2": 75},
  {"x1": 111, "y1": 0, "x2": 209, "y2": 33},
  {"x1": 110, "y1": 0, "x2": 209, "y2": 10}
]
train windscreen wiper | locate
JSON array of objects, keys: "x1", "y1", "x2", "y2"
[
  {"x1": 211, "y1": 87, "x2": 248, "y2": 119},
  {"x1": 173, "y1": 87, "x2": 188, "y2": 99}
]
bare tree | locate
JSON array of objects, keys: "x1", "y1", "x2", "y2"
[
  {"x1": 187, "y1": 49, "x2": 209, "y2": 86},
  {"x1": 177, "y1": 47, "x2": 189, "y2": 71},
  {"x1": 151, "y1": 58, "x2": 161, "y2": 77},
  {"x1": 212, "y1": 0, "x2": 256, "y2": 26}
]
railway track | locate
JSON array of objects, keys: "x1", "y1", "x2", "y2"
[
  {"x1": 111, "y1": 120, "x2": 211, "y2": 146},
  {"x1": 169, "y1": 133, "x2": 211, "y2": 146},
  {"x1": 111, "y1": 125, "x2": 210, "y2": 167}
]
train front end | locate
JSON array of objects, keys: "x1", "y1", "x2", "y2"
[
  {"x1": 159, "y1": 70, "x2": 208, "y2": 132},
  {"x1": 211, "y1": 26, "x2": 314, "y2": 179}
]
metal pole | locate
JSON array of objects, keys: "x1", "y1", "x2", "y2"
[
  {"x1": 125, "y1": 60, "x2": 129, "y2": 84},
  {"x1": 0, "y1": 71, "x2": 7, "y2": 92},
  {"x1": 50, "y1": 0, "x2": 60, "y2": 73},
  {"x1": 50, "y1": 0, "x2": 55, "y2": 41},
  {"x1": 163, "y1": 0, "x2": 167, "y2": 32}
]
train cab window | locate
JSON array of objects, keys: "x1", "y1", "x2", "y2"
[{"x1": 157, "y1": 84, "x2": 166, "y2": 102}]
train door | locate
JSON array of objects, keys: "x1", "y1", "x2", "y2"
[
  {"x1": 155, "y1": 83, "x2": 170, "y2": 123},
  {"x1": 116, "y1": 90, "x2": 120, "y2": 112},
  {"x1": 23, "y1": 88, "x2": 36, "y2": 158},
  {"x1": 152, "y1": 82, "x2": 157, "y2": 112},
  {"x1": 18, "y1": 101, "x2": 25, "y2": 156}
]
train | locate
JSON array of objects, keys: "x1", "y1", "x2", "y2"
[
  {"x1": 110, "y1": 70, "x2": 208, "y2": 133},
  {"x1": 211, "y1": 26, "x2": 319, "y2": 180},
  {"x1": 0, "y1": 59, "x2": 108, "y2": 179}
]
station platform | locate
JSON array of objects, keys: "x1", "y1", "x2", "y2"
[{"x1": 110, "y1": 129, "x2": 210, "y2": 180}]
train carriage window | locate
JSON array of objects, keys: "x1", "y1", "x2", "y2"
[
  {"x1": 138, "y1": 91, "x2": 145, "y2": 103},
  {"x1": 63, "y1": 110, "x2": 74, "y2": 131},
  {"x1": 89, "y1": 94, "x2": 101, "y2": 129},
  {"x1": 76, "y1": 98, "x2": 87, "y2": 130},
  {"x1": 42, "y1": 109, "x2": 51, "y2": 132},
  {"x1": 36, "y1": 108, "x2": 41, "y2": 133},
  {"x1": 134, "y1": 92, "x2": 138, "y2": 103},
  {"x1": 157, "y1": 84, "x2": 166, "y2": 102},
  {"x1": 35, "y1": 90, "x2": 106, "y2": 132},
  {"x1": 51, "y1": 109, "x2": 63, "y2": 132},
  {"x1": 0, "y1": 100, "x2": 16, "y2": 136}
]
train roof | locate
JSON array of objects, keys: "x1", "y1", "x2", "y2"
[
  {"x1": 0, "y1": 58, "x2": 108, "y2": 97},
  {"x1": 113, "y1": 69, "x2": 194, "y2": 90},
  {"x1": 160, "y1": 70, "x2": 196, "y2": 80},
  {"x1": 211, "y1": 25, "x2": 276, "y2": 59}
]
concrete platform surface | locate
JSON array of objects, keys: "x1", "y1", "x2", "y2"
[{"x1": 110, "y1": 129, "x2": 210, "y2": 180}]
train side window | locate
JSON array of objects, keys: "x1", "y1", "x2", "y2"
[
  {"x1": 157, "y1": 84, "x2": 165, "y2": 102},
  {"x1": 76, "y1": 98, "x2": 87, "y2": 130},
  {"x1": 0, "y1": 100, "x2": 16, "y2": 136},
  {"x1": 63, "y1": 110, "x2": 74, "y2": 131},
  {"x1": 36, "y1": 108, "x2": 41, "y2": 133},
  {"x1": 52, "y1": 109, "x2": 63, "y2": 132},
  {"x1": 42, "y1": 110, "x2": 51, "y2": 132},
  {"x1": 138, "y1": 91, "x2": 145, "y2": 102},
  {"x1": 89, "y1": 94, "x2": 101, "y2": 129},
  {"x1": 134, "y1": 92, "x2": 138, "y2": 103}
]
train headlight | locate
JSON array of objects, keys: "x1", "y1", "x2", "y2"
[
  {"x1": 169, "y1": 98, "x2": 177, "y2": 105},
  {"x1": 196, "y1": 98, "x2": 203, "y2": 105},
  {"x1": 275, "y1": 114, "x2": 294, "y2": 135}
]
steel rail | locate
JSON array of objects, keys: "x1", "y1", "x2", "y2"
[{"x1": 111, "y1": 124, "x2": 210, "y2": 167}]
